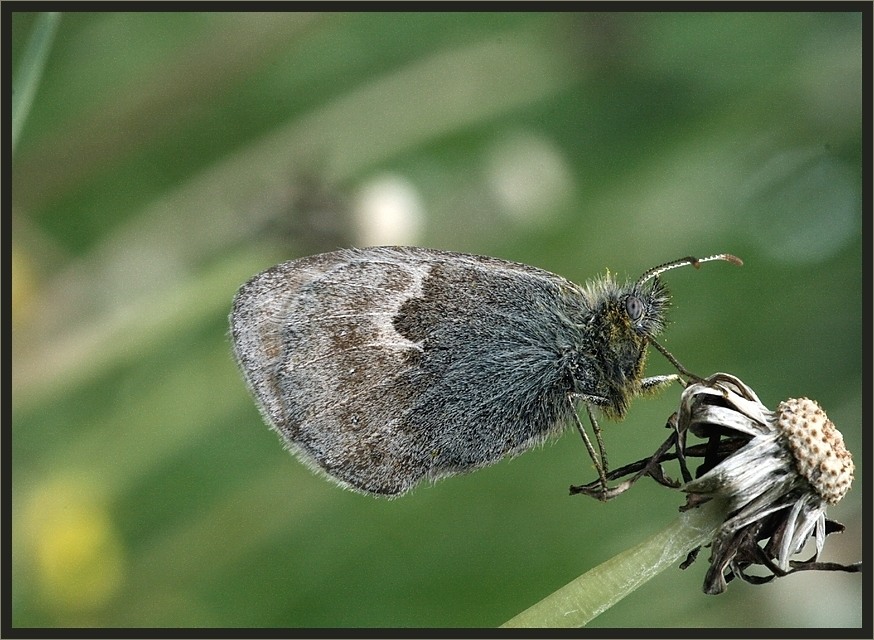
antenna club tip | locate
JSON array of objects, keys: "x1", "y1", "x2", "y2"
[{"x1": 700, "y1": 253, "x2": 744, "y2": 267}]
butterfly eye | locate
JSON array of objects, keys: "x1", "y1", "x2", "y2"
[{"x1": 625, "y1": 295, "x2": 645, "y2": 322}]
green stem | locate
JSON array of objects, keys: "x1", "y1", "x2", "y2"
[
  {"x1": 501, "y1": 498, "x2": 726, "y2": 628},
  {"x1": 12, "y1": 11, "x2": 62, "y2": 156}
]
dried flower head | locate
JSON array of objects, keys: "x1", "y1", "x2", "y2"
[{"x1": 677, "y1": 373, "x2": 859, "y2": 594}]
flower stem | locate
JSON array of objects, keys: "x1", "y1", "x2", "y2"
[
  {"x1": 501, "y1": 498, "x2": 727, "y2": 628},
  {"x1": 12, "y1": 12, "x2": 62, "y2": 155}
]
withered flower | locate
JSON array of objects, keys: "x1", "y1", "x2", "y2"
[{"x1": 677, "y1": 373, "x2": 859, "y2": 594}]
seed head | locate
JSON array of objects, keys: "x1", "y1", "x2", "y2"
[{"x1": 774, "y1": 397, "x2": 854, "y2": 505}]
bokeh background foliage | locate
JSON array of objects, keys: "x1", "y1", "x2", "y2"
[{"x1": 11, "y1": 11, "x2": 862, "y2": 628}]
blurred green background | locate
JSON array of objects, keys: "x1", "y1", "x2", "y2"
[{"x1": 11, "y1": 11, "x2": 863, "y2": 629}]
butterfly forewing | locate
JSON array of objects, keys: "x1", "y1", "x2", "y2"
[{"x1": 231, "y1": 247, "x2": 588, "y2": 495}]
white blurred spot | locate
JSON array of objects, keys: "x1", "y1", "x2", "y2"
[
  {"x1": 484, "y1": 131, "x2": 574, "y2": 224},
  {"x1": 353, "y1": 174, "x2": 425, "y2": 246}
]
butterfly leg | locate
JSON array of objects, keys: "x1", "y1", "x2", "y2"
[
  {"x1": 640, "y1": 373, "x2": 684, "y2": 394},
  {"x1": 568, "y1": 394, "x2": 617, "y2": 501}
]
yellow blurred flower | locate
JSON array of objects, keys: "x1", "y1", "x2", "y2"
[
  {"x1": 11, "y1": 242, "x2": 36, "y2": 326},
  {"x1": 22, "y1": 481, "x2": 125, "y2": 613}
]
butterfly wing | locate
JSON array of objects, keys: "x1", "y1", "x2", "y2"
[{"x1": 231, "y1": 246, "x2": 588, "y2": 495}]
